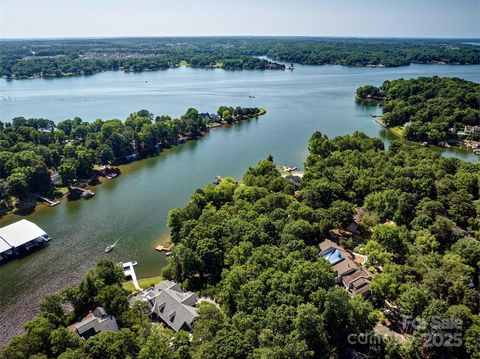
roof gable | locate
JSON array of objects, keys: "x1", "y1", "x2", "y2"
[{"x1": 147, "y1": 280, "x2": 199, "y2": 332}]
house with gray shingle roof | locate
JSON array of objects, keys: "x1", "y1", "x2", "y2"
[
  {"x1": 67, "y1": 307, "x2": 119, "y2": 339},
  {"x1": 132, "y1": 280, "x2": 199, "y2": 332}
]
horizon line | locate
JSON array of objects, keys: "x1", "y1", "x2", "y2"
[{"x1": 1, "y1": 35, "x2": 479, "y2": 41}]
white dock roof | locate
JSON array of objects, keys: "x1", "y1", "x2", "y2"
[
  {"x1": 0, "y1": 219, "x2": 47, "y2": 248},
  {"x1": 0, "y1": 238, "x2": 12, "y2": 254}
]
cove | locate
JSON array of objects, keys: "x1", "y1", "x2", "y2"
[{"x1": 0, "y1": 63, "x2": 479, "y2": 344}]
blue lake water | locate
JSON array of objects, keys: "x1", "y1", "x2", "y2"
[{"x1": 0, "y1": 63, "x2": 479, "y2": 343}]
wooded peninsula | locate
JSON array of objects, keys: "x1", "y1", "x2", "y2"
[
  {"x1": 1, "y1": 37, "x2": 479, "y2": 79},
  {"x1": 357, "y1": 76, "x2": 480, "y2": 150},
  {"x1": 0, "y1": 106, "x2": 265, "y2": 215},
  {"x1": 1, "y1": 132, "x2": 479, "y2": 358}
]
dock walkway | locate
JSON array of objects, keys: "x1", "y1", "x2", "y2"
[
  {"x1": 38, "y1": 196, "x2": 60, "y2": 207},
  {"x1": 121, "y1": 261, "x2": 141, "y2": 291}
]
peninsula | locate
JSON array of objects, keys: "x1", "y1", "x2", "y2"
[
  {"x1": 0, "y1": 106, "x2": 266, "y2": 216},
  {"x1": 357, "y1": 76, "x2": 480, "y2": 153}
]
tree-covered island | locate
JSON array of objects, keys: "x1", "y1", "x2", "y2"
[
  {"x1": 1, "y1": 131, "x2": 479, "y2": 358},
  {"x1": 0, "y1": 106, "x2": 265, "y2": 216},
  {"x1": 357, "y1": 76, "x2": 480, "y2": 150}
]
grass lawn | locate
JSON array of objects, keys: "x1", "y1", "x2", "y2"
[
  {"x1": 178, "y1": 60, "x2": 190, "y2": 66},
  {"x1": 389, "y1": 126, "x2": 405, "y2": 138},
  {"x1": 55, "y1": 186, "x2": 70, "y2": 195},
  {"x1": 122, "y1": 275, "x2": 163, "y2": 293}
]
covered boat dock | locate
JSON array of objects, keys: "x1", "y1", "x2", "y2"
[{"x1": 0, "y1": 219, "x2": 50, "y2": 261}]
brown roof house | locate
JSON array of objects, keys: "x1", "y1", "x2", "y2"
[
  {"x1": 67, "y1": 307, "x2": 119, "y2": 339},
  {"x1": 319, "y1": 239, "x2": 373, "y2": 297},
  {"x1": 346, "y1": 207, "x2": 368, "y2": 234}
]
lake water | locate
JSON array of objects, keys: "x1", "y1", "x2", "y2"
[{"x1": 0, "y1": 63, "x2": 479, "y2": 344}]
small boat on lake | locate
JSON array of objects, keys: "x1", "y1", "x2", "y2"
[
  {"x1": 281, "y1": 165, "x2": 298, "y2": 172},
  {"x1": 212, "y1": 175, "x2": 223, "y2": 185},
  {"x1": 105, "y1": 239, "x2": 119, "y2": 253},
  {"x1": 105, "y1": 172, "x2": 118, "y2": 180},
  {"x1": 249, "y1": 95, "x2": 255, "y2": 98},
  {"x1": 82, "y1": 190, "x2": 95, "y2": 199}
]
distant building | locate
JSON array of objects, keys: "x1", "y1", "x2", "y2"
[
  {"x1": 199, "y1": 113, "x2": 220, "y2": 122},
  {"x1": 49, "y1": 171, "x2": 62, "y2": 185},
  {"x1": 286, "y1": 175, "x2": 302, "y2": 186},
  {"x1": 458, "y1": 125, "x2": 480, "y2": 136},
  {"x1": 346, "y1": 207, "x2": 368, "y2": 234},
  {"x1": 131, "y1": 280, "x2": 199, "y2": 332},
  {"x1": 452, "y1": 226, "x2": 471, "y2": 238},
  {"x1": 67, "y1": 307, "x2": 119, "y2": 339},
  {"x1": 125, "y1": 153, "x2": 138, "y2": 162},
  {"x1": 319, "y1": 239, "x2": 372, "y2": 297},
  {"x1": 0, "y1": 219, "x2": 50, "y2": 260}
]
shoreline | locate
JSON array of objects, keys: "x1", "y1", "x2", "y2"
[
  {"x1": 4, "y1": 60, "x2": 478, "y2": 81},
  {"x1": 373, "y1": 117, "x2": 477, "y2": 155},
  {"x1": 0, "y1": 108, "x2": 267, "y2": 220}
]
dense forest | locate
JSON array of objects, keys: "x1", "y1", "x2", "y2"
[
  {"x1": 357, "y1": 76, "x2": 480, "y2": 144},
  {"x1": 0, "y1": 106, "x2": 263, "y2": 214},
  {"x1": 2, "y1": 132, "x2": 478, "y2": 358},
  {"x1": 1, "y1": 37, "x2": 479, "y2": 78}
]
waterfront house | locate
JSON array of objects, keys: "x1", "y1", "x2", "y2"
[
  {"x1": 131, "y1": 280, "x2": 199, "y2": 332},
  {"x1": 67, "y1": 307, "x2": 119, "y2": 339},
  {"x1": 286, "y1": 175, "x2": 302, "y2": 186},
  {"x1": 0, "y1": 219, "x2": 50, "y2": 257},
  {"x1": 319, "y1": 239, "x2": 372, "y2": 297},
  {"x1": 49, "y1": 170, "x2": 62, "y2": 185},
  {"x1": 199, "y1": 113, "x2": 220, "y2": 122},
  {"x1": 458, "y1": 125, "x2": 480, "y2": 136}
]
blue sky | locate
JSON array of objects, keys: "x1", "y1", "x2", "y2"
[{"x1": 0, "y1": 0, "x2": 478, "y2": 38}]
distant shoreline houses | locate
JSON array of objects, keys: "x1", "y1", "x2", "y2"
[{"x1": 457, "y1": 125, "x2": 480, "y2": 137}]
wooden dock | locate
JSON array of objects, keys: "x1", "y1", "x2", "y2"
[
  {"x1": 71, "y1": 187, "x2": 95, "y2": 199},
  {"x1": 38, "y1": 196, "x2": 60, "y2": 207},
  {"x1": 155, "y1": 243, "x2": 174, "y2": 252}
]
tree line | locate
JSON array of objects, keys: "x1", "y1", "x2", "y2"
[
  {"x1": 163, "y1": 132, "x2": 479, "y2": 358},
  {"x1": 1, "y1": 37, "x2": 478, "y2": 79},
  {"x1": 357, "y1": 76, "x2": 480, "y2": 144},
  {"x1": 0, "y1": 106, "x2": 263, "y2": 214},
  {"x1": 1, "y1": 131, "x2": 479, "y2": 358}
]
